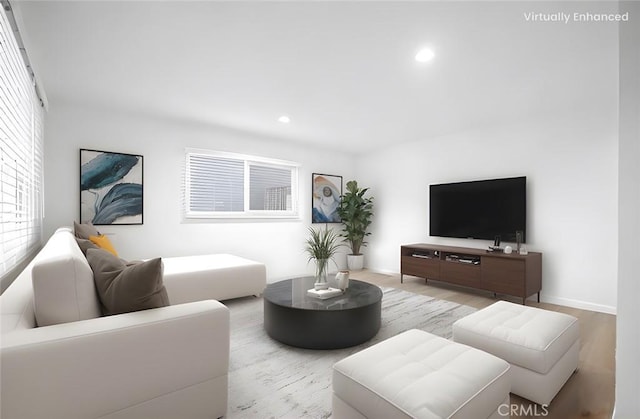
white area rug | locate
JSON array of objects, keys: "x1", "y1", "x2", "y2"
[{"x1": 225, "y1": 287, "x2": 476, "y2": 418}]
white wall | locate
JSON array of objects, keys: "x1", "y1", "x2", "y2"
[
  {"x1": 356, "y1": 108, "x2": 618, "y2": 313},
  {"x1": 43, "y1": 103, "x2": 354, "y2": 281},
  {"x1": 615, "y1": 1, "x2": 640, "y2": 416}
]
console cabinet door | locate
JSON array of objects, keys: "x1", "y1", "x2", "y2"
[
  {"x1": 401, "y1": 256, "x2": 440, "y2": 279},
  {"x1": 481, "y1": 257, "x2": 525, "y2": 297},
  {"x1": 440, "y1": 262, "x2": 481, "y2": 288}
]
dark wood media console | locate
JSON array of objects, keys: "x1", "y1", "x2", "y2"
[{"x1": 400, "y1": 243, "x2": 542, "y2": 304}]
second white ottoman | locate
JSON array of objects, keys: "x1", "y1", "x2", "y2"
[
  {"x1": 452, "y1": 300, "x2": 580, "y2": 405},
  {"x1": 332, "y1": 329, "x2": 510, "y2": 419}
]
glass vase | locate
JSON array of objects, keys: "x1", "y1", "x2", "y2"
[{"x1": 314, "y1": 258, "x2": 329, "y2": 290}]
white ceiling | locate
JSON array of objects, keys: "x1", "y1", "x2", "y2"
[{"x1": 15, "y1": 1, "x2": 619, "y2": 153}]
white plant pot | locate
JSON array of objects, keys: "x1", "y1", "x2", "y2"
[{"x1": 347, "y1": 254, "x2": 364, "y2": 271}]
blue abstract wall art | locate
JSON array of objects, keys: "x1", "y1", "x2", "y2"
[{"x1": 80, "y1": 149, "x2": 143, "y2": 225}]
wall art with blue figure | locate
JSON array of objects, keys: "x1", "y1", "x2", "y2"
[
  {"x1": 312, "y1": 173, "x2": 342, "y2": 223},
  {"x1": 80, "y1": 149, "x2": 143, "y2": 225}
]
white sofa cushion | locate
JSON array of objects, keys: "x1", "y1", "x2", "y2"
[
  {"x1": 163, "y1": 254, "x2": 266, "y2": 303},
  {"x1": 452, "y1": 300, "x2": 580, "y2": 374},
  {"x1": 332, "y1": 329, "x2": 510, "y2": 419},
  {"x1": 32, "y1": 228, "x2": 101, "y2": 327},
  {"x1": 2, "y1": 300, "x2": 230, "y2": 419}
]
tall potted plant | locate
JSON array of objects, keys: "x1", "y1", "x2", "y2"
[
  {"x1": 337, "y1": 180, "x2": 374, "y2": 270},
  {"x1": 304, "y1": 225, "x2": 341, "y2": 290}
]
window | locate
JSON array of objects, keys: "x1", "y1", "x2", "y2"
[
  {"x1": 0, "y1": 4, "x2": 45, "y2": 279},
  {"x1": 184, "y1": 149, "x2": 299, "y2": 219}
]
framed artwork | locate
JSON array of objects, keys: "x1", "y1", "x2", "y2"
[
  {"x1": 80, "y1": 149, "x2": 143, "y2": 225},
  {"x1": 312, "y1": 173, "x2": 342, "y2": 223}
]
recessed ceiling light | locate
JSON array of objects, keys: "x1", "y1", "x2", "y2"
[
  {"x1": 415, "y1": 48, "x2": 435, "y2": 63},
  {"x1": 278, "y1": 115, "x2": 291, "y2": 124}
]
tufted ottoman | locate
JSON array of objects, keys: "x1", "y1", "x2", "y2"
[
  {"x1": 332, "y1": 329, "x2": 510, "y2": 419},
  {"x1": 452, "y1": 300, "x2": 579, "y2": 405}
]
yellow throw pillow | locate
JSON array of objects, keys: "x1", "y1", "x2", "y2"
[{"x1": 89, "y1": 235, "x2": 118, "y2": 257}]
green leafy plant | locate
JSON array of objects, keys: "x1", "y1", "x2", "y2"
[
  {"x1": 337, "y1": 180, "x2": 374, "y2": 255},
  {"x1": 304, "y1": 225, "x2": 342, "y2": 278}
]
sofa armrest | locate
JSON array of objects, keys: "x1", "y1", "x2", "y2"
[{"x1": 1, "y1": 300, "x2": 229, "y2": 419}]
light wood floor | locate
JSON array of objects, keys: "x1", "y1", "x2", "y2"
[{"x1": 350, "y1": 270, "x2": 616, "y2": 419}]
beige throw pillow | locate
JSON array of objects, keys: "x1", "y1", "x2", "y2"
[{"x1": 86, "y1": 248, "x2": 170, "y2": 316}]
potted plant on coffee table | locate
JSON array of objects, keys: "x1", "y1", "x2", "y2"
[
  {"x1": 337, "y1": 180, "x2": 374, "y2": 271},
  {"x1": 304, "y1": 225, "x2": 341, "y2": 290}
]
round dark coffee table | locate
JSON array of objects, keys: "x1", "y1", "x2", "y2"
[{"x1": 263, "y1": 276, "x2": 383, "y2": 349}]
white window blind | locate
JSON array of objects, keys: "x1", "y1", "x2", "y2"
[
  {"x1": 0, "y1": 5, "x2": 45, "y2": 278},
  {"x1": 184, "y1": 149, "x2": 299, "y2": 219}
]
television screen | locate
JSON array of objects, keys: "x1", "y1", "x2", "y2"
[{"x1": 429, "y1": 176, "x2": 526, "y2": 243}]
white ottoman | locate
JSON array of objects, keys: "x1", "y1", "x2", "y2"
[
  {"x1": 452, "y1": 300, "x2": 580, "y2": 405},
  {"x1": 332, "y1": 329, "x2": 510, "y2": 419},
  {"x1": 162, "y1": 254, "x2": 266, "y2": 303}
]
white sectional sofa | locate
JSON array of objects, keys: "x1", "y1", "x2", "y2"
[{"x1": 0, "y1": 227, "x2": 265, "y2": 419}]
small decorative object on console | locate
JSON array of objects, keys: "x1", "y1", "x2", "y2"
[{"x1": 504, "y1": 245, "x2": 513, "y2": 254}]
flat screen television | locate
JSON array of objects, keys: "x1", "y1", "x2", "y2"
[{"x1": 429, "y1": 176, "x2": 526, "y2": 243}]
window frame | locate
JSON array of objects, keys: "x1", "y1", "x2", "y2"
[{"x1": 184, "y1": 148, "x2": 300, "y2": 220}]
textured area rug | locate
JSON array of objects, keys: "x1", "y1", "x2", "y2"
[{"x1": 225, "y1": 287, "x2": 476, "y2": 418}]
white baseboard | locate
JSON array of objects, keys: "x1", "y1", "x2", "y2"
[
  {"x1": 540, "y1": 294, "x2": 616, "y2": 315},
  {"x1": 366, "y1": 268, "x2": 617, "y2": 315},
  {"x1": 365, "y1": 267, "x2": 398, "y2": 276}
]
